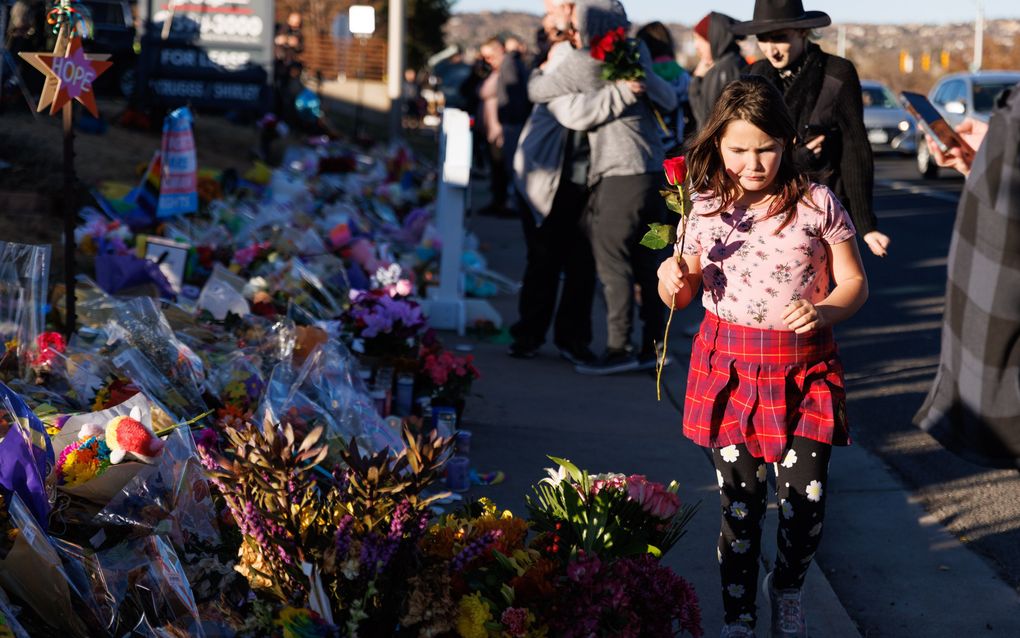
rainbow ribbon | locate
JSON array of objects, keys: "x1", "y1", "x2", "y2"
[{"x1": 46, "y1": 2, "x2": 94, "y2": 39}]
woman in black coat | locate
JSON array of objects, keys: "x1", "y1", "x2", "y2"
[{"x1": 733, "y1": 0, "x2": 891, "y2": 258}]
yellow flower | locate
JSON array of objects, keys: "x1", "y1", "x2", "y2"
[
  {"x1": 476, "y1": 497, "x2": 497, "y2": 517},
  {"x1": 455, "y1": 593, "x2": 492, "y2": 638}
]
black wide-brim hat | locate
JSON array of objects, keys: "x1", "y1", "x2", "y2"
[{"x1": 731, "y1": 0, "x2": 831, "y2": 36}]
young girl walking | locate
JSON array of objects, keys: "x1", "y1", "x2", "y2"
[{"x1": 657, "y1": 76, "x2": 868, "y2": 638}]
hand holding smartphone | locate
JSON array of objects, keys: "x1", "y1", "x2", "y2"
[{"x1": 899, "y1": 91, "x2": 974, "y2": 155}]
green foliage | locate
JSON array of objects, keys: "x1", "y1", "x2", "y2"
[
  {"x1": 661, "y1": 189, "x2": 686, "y2": 214},
  {"x1": 640, "y1": 223, "x2": 676, "y2": 250},
  {"x1": 598, "y1": 39, "x2": 647, "y2": 82},
  {"x1": 371, "y1": 0, "x2": 453, "y2": 70}
]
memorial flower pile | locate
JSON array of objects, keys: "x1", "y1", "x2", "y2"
[{"x1": 0, "y1": 131, "x2": 705, "y2": 636}]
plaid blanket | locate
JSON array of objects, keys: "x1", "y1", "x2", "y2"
[{"x1": 914, "y1": 85, "x2": 1020, "y2": 469}]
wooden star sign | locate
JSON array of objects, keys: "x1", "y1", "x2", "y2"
[{"x1": 19, "y1": 36, "x2": 111, "y2": 117}]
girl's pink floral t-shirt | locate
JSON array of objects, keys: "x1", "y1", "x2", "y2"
[{"x1": 681, "y1": 184, "x2": 856, "y2": 330}]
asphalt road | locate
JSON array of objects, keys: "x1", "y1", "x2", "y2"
[{"x1": 817, "y1": 156, "x2": 1020, "y2": 628}]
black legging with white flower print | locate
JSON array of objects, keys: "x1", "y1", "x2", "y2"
[{"x1": 712, "y1": 437, "x2": 831, "y2": 626}]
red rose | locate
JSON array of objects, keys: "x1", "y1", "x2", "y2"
[
  {"x1": 590, "y1": 33, "x2": 610, "y2": 61},
  {"x1": 663, "y1": 156, "x2": 687, "y2": 187},
  {"x1": 30, "y1": 331, "x2": 67, "y2": 368}
]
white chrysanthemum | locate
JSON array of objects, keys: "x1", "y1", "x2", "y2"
[
  {"x1": 731, "y1": 539, "x2": 750, "y2": 554},
  {"x1": 717, "y1": 469, "x2": 725, "y2": 488},
  {"x1": 721, "y1": 445, "x2": 740, "y2": 463},
  {"x1": 756, "y1": 464, "x2": 767, "y2": 483},
  {"x1": 809, "y1": 522, "x2": 823, "y2": 537},
  {"x1": 781, "y1": 499, "x2": 794, "y2": 519},
  {"x1": 806, "y1": 480, "x2": 824, "y2": 502},
  {"x1": 730, "y1": 501, "x2": 749, "y2": 520},
  {"x1": 727, "y1": 584, "x2": 746, "y2": 598},
  {"x1": 781, "y1": 449, "x2": 798, "y2": 468}
]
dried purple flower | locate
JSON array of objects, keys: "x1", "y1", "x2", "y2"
[{"x1": 450, "y1": 530, "x2": 503, "y2": 573}]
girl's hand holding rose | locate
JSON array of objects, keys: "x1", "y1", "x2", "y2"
[{"x1": 657, "y1": 256, "x2": 689, "y2": 296}]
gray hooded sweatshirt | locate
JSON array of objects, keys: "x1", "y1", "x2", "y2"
[{"x1": 522, "y1": 0, "x2": 676, "y2": 188}]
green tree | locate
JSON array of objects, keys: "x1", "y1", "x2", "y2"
[
  {"x1": 409, "y1": 0, "x2": 453, "y2": 69},
  {"x1": 375, "y1": 0, "x2": 453, "y2": 70}
]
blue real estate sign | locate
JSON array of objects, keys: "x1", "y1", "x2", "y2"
[{"x1": 137, "y1": 0, "x2": 274, "y2": 110}]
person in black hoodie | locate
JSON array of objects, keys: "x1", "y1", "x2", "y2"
[
  {"x1": 734, "y1": 0, "x2": 891, "y2": 259},
  {"x1": 688, "y1": 12, "x2": 747, "y2": 131}
]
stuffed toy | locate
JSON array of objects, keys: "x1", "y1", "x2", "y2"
[{"x1": 105, "y1": 406, "x2": 165, "y2": 464}]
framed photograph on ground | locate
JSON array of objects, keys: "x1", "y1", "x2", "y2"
[{"x1": 141, "y1": 236, "x2": 190, "y2": 294}]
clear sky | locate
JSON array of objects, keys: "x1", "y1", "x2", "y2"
[{"x1": 451, "y1": 1, "x2": 1019, "y2": 26}]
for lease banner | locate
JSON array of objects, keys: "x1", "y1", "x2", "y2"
[{"x1": 138, "y1": 0, "x2": 273, "y2": 109}]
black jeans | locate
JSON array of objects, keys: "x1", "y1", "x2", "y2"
[
  {"x1": 510, "y1": 181, "x2": 595, "y2": 350},
  {"x1": 588, "y1": 172, "x2": 668, "y2": 353},
  {"x1": 712, "y1": 437, "x2": 832, "y2": 626},
  {"x1": 487, "y1": 141, "x2": 508, "y2": 209}
]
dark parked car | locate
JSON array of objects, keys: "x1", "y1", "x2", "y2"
[
  {"x1": 861, "y1": 80, "x2": 916, "y2": 155},
  {"x1": 915, "y1": 70, "x2": 1020, "y2": 178}
]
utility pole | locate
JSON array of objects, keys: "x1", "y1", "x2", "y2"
[
  {"x1": 387, "y1": 0, "x2": 406, "y2": 141},
  {"x1": 837, "y1": 24, "x2": 847, "y2": 59},
  {"x1": 971, "y1": 0, "x2": 984, "y2": 72}
]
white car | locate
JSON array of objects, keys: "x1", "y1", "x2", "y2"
[{"x1": 916, "y1": 71, "x2": 1020, "y2": 178}]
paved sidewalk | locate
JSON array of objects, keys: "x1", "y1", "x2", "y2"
[{"x1": 442, "y1": 215, "x2": 861, "y2": 637}]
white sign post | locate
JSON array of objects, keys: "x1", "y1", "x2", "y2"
[
  {"x1": 348, "y1": 5, "x2": 375, "y2": 137},
  {"x1": 421, "y1": 108, "x2": 501, "y2": 334}
]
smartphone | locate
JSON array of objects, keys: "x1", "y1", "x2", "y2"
[{"x1": 899, "y1": 91, "x2": 972, "y2": 155}]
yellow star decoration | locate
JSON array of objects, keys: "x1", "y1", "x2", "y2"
[{"x1": 19, "y1": 34, "x2": 111, "y2": 116}]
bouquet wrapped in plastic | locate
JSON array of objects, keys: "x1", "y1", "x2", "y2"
[
  {"x1": 0, "y1": 493, "x2": 95, "y2": 637},
  {"x1": 0, "y1": 241, "x2": 51, "y2": 381},
  {"x1": 92, "y1": 425, "x2": 220, "y2": 549},
  {"x1": 255, "y1": 339, "x2": 402, "y2": 455},
  {"x1": 104, "y1": 297, "x2": 208, "y2": 417},
  {"x1": 51, "y1": 394, "x2": 168, "y2": 507}
]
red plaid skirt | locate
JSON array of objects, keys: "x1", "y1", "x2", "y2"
[{"x1": 682, "y1": 312, "x2": 850, "y2": 463}]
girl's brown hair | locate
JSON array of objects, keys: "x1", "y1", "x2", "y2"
[{"x1": 685, "y1": 75, "x2": 816, "y2": 232}]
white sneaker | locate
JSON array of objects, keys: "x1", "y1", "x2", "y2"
[
  {"x1": 763, "y1": 571, "x2": 807, "y2": 638},
  {"x1": 720, "y1": 622, "x2": 756, "y2": 637}
]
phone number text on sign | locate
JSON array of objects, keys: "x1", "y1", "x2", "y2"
[{"x1": 156, "y1": 3, "x2": 264, "y2": 43}]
